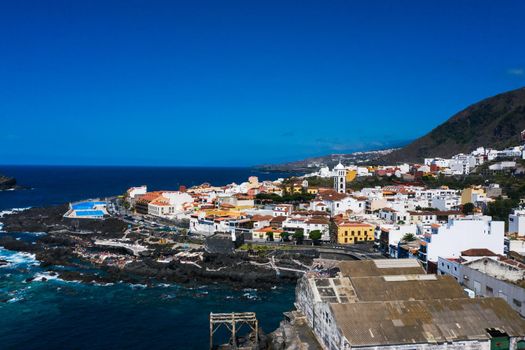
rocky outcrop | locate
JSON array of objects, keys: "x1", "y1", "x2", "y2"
[
  {"x1": 0, "y1": 174, "x2": 16, "y2": 190},
  {"x1": 1, "y1": 204, "x2": 312, "y2": 290}
]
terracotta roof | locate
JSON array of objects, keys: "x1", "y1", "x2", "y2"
[
  {"x1": 338, "y1": 221, "x2": 374, "y2": 228},
  {"x1": 270, "y1": 216, "x2": 287, "y2": 223},
  {"x1": 220, "y1": 203, "x2": 235, "y2": 208},
  {"x1": 136, "y1": 191, "x2": 163, "y2": 203},
  {"x1": 461, "y1": 248, "x2": 498, "y2": 257},
  {"x1": 408, "y1": 211, "x2": 437, "y2": 216},
  {"x1": 250, "y1": 215, "x2": 273, "y2": 221},
  {"x1": 254, "y1": 226, "x2": 283, "y2": 233},
  {"x1": 316, "y1": 190, "x2": 347, "y2": 201}
]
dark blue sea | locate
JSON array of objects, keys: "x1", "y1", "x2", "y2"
[{"x1": 0, "y1": 166, "x2": 297, "y2": 350}]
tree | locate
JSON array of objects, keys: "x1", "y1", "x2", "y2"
[
  {"x1": 293, "y1": 228, "x2": 304, "y2": 245},
  {"x1": 329, "y1": 220, "x2": 338, "y2": 243},
  {"x1": 281, "y1": 231, "x2": 290, "y2": 242},
  {"x1": 401, "y1": 233, "x2": 416, "y2": 242},
  {"x1": 266, "y1": 231, "x2": 274, "y2": 242},
  {"x1": 462, "y1": 202, "x2": 475, "y2": 215},
  {"x1": 309, "y1": 230, "x2": 322, "y2": 245}
]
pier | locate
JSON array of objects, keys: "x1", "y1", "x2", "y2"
[{"x1": 210, "y1": 312, "x2": 258, "y2": 350}]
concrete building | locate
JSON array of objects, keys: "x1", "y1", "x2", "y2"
[
  {"x1": 295, "y1": 259, "x2": 525, "y2": 350},
  {"x1": 378, "y1": 224, "x2": 418, "y2": 257},
  {"x1": 419, "y1": 216, "x2": 505, "y2": 270},
  {"x1": 431, "y1": 196, "x2": 460, "y2": 211},
  {"x1": 509, "y1": 209, "x2": 525, "y2": 236},
  {"x1": 273, "y1": 204, "x2": 293, "y2": 217},
  {"x1": 146, "y1": 191, "x2": 193, "y2": 219},
  {"x1": 126, "y1": 185, "x2": 147, "y2": 204},
  {"x1": 461, "y1": 186, "x2": 486, "y2": 205},
  {"x1": 282, "y1": 216, "x2": 330, "y2": 241},
  {"x1": 438, "y1": 255, "x2": 525, "y2": 317}
]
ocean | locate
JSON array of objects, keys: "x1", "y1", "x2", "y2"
[{"x1": 0, "y1": 166, "x2": 297, "y2": 350}]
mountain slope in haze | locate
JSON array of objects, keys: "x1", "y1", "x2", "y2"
[
  {"x1": 381, "y1": 86, "x2": 525, "y2": 164},
  {"x1": 257, "y1": 148, "x2": 398, "y2": 172}
]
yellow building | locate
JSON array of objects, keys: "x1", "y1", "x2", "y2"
[
  {"x1": 252, "y1": 227, "x2": 284, "y2": 241},
  {"x1": 336, "y1": 221, "x2": 375, "y2": 244},
  {"x1": 282, "y1": 184, "x2": 304, "y2": 194},
  {"x1": 461, "y1": 186, "x2": 485, "y2": 205},
  {"x1": 345, "y1": 170, "x2": 357, "y2": 182},
  {"x1": 306, "y1": 187, "x2": 319, "y2": 194}
]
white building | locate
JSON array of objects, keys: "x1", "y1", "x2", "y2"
[
  {"x1": 127, "y1": 185, "x2": 147, "y2": 203},
  {"x1": 273, "y1": 204, "x2": 293, "y2": 217},
  {"x1": 449, "y1": 154, "x2": 476, "y2": 175},
  {"x1": 509, "y1": 209, "x2": 525, "y2": 236},
  {"x1": 431, "y1": 196, "x2": 460, "y2": 211},
  {"x1": 282, "y1": 216, "x2": 330, "y2": 241},
  {"x1": 419, "y1": 216, "x2": 505, "y2": 267},
  {"x1": 148, "y1": 191, "x2": 194, "y2": 219},
  {"x1": 379, "y1": 224, "x2": 418, "y2": 258}
]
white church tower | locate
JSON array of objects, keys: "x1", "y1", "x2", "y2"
[{"x1": 333, "y1": 162, "x2": 347, "y2": 194}]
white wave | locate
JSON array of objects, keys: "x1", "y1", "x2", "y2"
[
  {"x1": 24, "y1": 232, "x2": 46, "y2": 236},
  {"x1": 0, "y1": 207, "x2": 31, "y2": 218},
  {"x1": 129, "y1": 283, "x2": 147, "y2": 289},
  {"x1": 32, "y1": 272, "x2": 60, "y2": 282},
  {"x1": 0, "y1": 249, "x2": 39, "y2": 267},
  {"x1": 7, "y1": 296, "x2": 24, "y2": 303},
  {"x1": 243, "y1": 292, "x2": 259, "y2": 300},
  {"x1": 92, "y1": 282, "x2": 114, "y2": 287}
]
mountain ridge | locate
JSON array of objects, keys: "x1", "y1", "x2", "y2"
[
  {"x1": 380, "y1": 86, "x2": 525, "y2": 163},
  {"x1": 259, "y1": 86, "x2": 525, "y2": 172}
]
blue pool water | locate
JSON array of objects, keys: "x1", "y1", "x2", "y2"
[
  {"x1": 74, "y1": 210, "x2": 105, "y2": 217},
  {"x1": 72, "y1": 201, "x2": 106, "y2": 210},
  {"x1": 0, "y1": 166, "x2": 298, "y2": 349}
]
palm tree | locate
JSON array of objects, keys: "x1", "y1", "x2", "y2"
[{"x1": 402, "y1": 233, "x2": 416, "y2": 242}]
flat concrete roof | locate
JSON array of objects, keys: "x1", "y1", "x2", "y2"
[
  {"x1": 349, "y1": 275, "x2": 467, "y2": 302},
  {"x1": 338, "y1": 259, "x2": 425, "y2": 278},
  {"x1": 331, "y1": 298, "x2": 525, "y2": 347}
]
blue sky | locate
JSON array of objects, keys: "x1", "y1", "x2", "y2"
[{"x1": 1, "y1": 0, "x2": 524, "y2": 166}]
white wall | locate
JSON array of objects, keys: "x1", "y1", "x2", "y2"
[
  {"x1": 426, "y1": 217, "x2": 505, "y2": 263},
  {"x1": 509, "y1": 210, "x2": 525, "y2": 236}
]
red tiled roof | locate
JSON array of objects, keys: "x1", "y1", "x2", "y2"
[
  {"x1": 461, "y1": 249, "x2": 497, "y2": 257},
  {"x1": 337, "y1": 221, "x2": 374, "y2": 228},
  {"x1": 251, "y1": 215, "x2": 273, "y2": 221},
  {"x1": 270, "y1": 216, "x2": 287, "y2": 223}
]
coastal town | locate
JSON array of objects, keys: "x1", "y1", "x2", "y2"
[{"x1": 3, "y1": 137, "x2": 525, "y2": 349}]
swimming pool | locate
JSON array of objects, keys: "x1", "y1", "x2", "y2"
[
  {"x1": 72, "y1": 201, "x2": 106, "y2": 210},
  {"x1": 74, "y1": 210, "x2": 105, "y2": 217}
]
